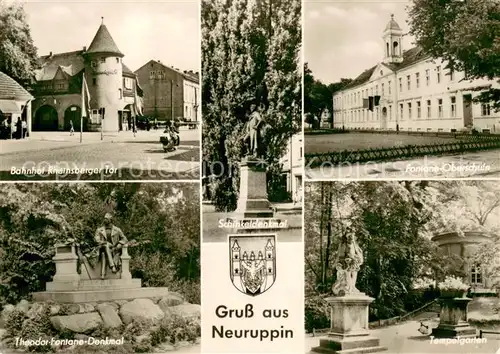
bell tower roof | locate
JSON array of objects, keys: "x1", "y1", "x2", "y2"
[
  {"x1": 385, "y1": 14, "x2": 401, "y2": 32},
  {"x1": 86, "y1": 18, "x2": 124, "y2": 57}
]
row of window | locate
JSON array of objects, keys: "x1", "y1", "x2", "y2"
[
  {"x1": 90, "y1": 57, "x2": 121, "y2": 67},
  {"x1": 335, "y1": 64, "x2": 456, "y2": 109},
  {"x1": 338, "y1": 98, "x2": 492, "y2": 123}
]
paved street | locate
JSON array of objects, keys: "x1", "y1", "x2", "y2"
[
  {"x1": 0, "y1": 128, "x2": 200, "y2": 180},
  {"x1": 305, "y1": 320, "x2": 500, "y2": 353},
  {"x1": 305, "y1": 149, "x2": 500, "y2": 179}
]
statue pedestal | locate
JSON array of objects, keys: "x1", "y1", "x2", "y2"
[
  {"x1": 431, "y1": 297, "x2": 476, "y2": 338},
  {"x1": 310, "y1": 294, "x2": 387, "y2": 354},
  {"x1": 33, "y1": 243, "x2": 169, "y2": 303},
  {"x1": 235, "y1": 157, "x2": 273, "y2": 219}
]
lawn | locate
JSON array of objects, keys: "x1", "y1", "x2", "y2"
[{"x1": 305, "y1": 133, "x2": 458, "y2": 154}]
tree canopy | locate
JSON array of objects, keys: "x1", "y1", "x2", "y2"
[
  {"x1": 0, "y1": 1, "x2": 38, "y2": 86},
  {"x1": 303, "y1": 62, "x2": 352, "y2": 127},
  {"x1": 202, "y1": 0, "x2": 301, "y2": 211},
  {"x1": 0, "y1": 183, "x2": 200, "y2": 307},
  {"x1": 408, "y1": 0, "x2": 500, "y2": 110}
]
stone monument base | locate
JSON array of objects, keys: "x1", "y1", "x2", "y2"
[
  {"x1": 235, "y1": 157, "x2": 274, "y2": 219},
  {"x1": 33, "y1": 278, "x2": 169, "y2": 303},
  {"x1": 309, "y1": 294, "x2": 386, "y2": 354},
  {"x1": 431, "y1": 323, "x2": 477, "y2": 338}
]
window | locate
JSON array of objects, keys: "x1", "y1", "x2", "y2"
[
  {"x1": 399, "y1": 78, "x2": 403, "y2": 92},
  {"x1": 417, "y1": 101, "x2": 421, "y2": 118},
  {"x1": 471, "y1": 265, "x2": 482, "y2": 285},
  {"x1": 119, "y1": 88, "x2": 122, "y2": 99},
  {"x1": 407, "y1": 75, "x2": 411, "y2": 91},
  {"x1": 451, "y1": 97, "x2": 456, "y2": 117},
  {"x1": 381, "y1": 83, "x2": 385, "y2": 96},
  {"x1": 408, "y1": 103, "x2": 412, "y2": 119},
  {"x1": 124, "y1": 77, "x2": 133, "y2": 90},
  {"x1": 92, "y1": 78, "x2": 96, "y2": 85},
  {"x1": 400, "y1": 103, "x2": 404, "y2": 120},
  {"x1": 388, "y1": 81, "x2": 392, "y2": 95},
  {"x1": 389, "y1": 105, "x2": 392, "y2": 120},
  {"x1": 100, "y1": 57, "x2": 106, "y2": 63},
  {"x1": 427, "y1": 100, "x2": 431, "y2": 118},
  {"x1": 481, "y1": 103, "x2": 491, "y2": 116},
  {"x1": 116, "y1": 58, "x2": 120, "y2": 63},
  {"x1": 436, "y1": 66, "x2": 441, "y2": 83},
  {"x1": 376, "y1": 107, "x2": 379, "y2": 120},
  {"x1": 375, "y1": 85, "x2": 378, "y2": 95},
  {"x1": 91, "y1": 61, "x2": 97, "y2": 68},
  {"x1": 416, "y1": 73, "x2": 420, "y2": 88},
  {"x1": 438, "y1": 98, "x2": 443, "y2": 117},
  {"x1": 449, "y1": 68, "x2": 455, "y2": 81},
  {"x1": 426, "y1": 69, "x2": 430, "y2": 86}
]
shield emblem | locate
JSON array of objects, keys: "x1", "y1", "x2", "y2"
[{"x1": 229, "y1": 234, "x2": 276, "y2": 296}]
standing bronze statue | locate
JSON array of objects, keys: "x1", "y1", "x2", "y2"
[
  {"x1": 94, "y1": 213, "x2": 127, "y2": 279},
  {"x1": 243, "y1": 103, "x2": 263, "y2": 157},
  {"x1": 332, "y1": 231, "x2": 364, "y2": 296}
]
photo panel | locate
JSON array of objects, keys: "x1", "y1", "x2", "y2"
[
  {"x1": 303, "y1": 0, "x2": 500, "y2": 180},
  {"x1": 0, "y1": 182, "x2": 201, "y2": 353},
  {"x1": 200, "y1": 0, "x2": 304, "y2": 352},
  {"x1": 0, "y1": 1, "x2": 200, "y2": 181},
  {"x1": 304, "y1": 180, "x2": 500, "y2": 354}
]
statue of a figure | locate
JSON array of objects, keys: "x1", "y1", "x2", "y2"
[
  {"x1": 244, "y1": 103, "x2": 263, "y2": 157},
  {"x1": 94, "y1": 213, "x2": 127, "y2": 279},
  {"x1": 332, "y1": 232, "x2": 364, "y2": 296}
]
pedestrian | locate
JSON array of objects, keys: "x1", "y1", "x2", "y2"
[
  {"x1": 21, "y1": 120, "x2": 27, "y2": 139},
  {"x1": 15, "y1": 117, "x2": 22, "y2": 139},
  {"x1": 69, "y1": 120, "x2": 74, "y2": 136}
]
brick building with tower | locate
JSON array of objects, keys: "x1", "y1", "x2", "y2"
[
  {"x1": 31, "y1": 19, "x2": 143, "y2": 133},
  {"x1": 332, "y1": 15, "x2": 500, "y2": 133},
  {"x1": 134, "y1": 60, "x2": 200, "y2": 122}
]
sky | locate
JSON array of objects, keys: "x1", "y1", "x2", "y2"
[
  {"x1": 304, "y1": 0, "x2": 416, "y2": 85},
  {"x1": 20, "y1": 0, "x2": 200, "y2": 73}
]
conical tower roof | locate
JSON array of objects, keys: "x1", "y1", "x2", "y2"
[
  {"x1": 86, "y1": 20, "x2": 124, "y2": 57},
  {"x1": 385, "y1": 14, "x2": 401, "y2": 31}
]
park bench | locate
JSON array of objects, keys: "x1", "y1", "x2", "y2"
[{"x1": 482, "y1": 129, "x2": 491, "y2": 134}]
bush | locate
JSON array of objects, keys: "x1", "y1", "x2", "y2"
[
  {"x1": 5, "y1": 308, "x2": 26, "y2": 338},
  {"x1": 131, "y1": 253, "x2": 200, "y2": 305},
  {"x1": 304, "y1": 295, "x2": 330, "y2": 333},
  {"x1": 150, "y1": 314, "x2": 200, "y2": 346}
]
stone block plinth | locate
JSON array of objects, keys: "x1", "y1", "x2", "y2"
[
  {"x1": 431, "y1": 297, "x2": 476, "y2": 338},
  {"x1": 235, "y1": 157, "x2": 273, "y2": 218},
  {"x1": 310, "y1": 294, "x2": 387, "y2": 354},
  {"x1": 52, "y1": 243, "x2": 80, "y2": 283},
  {"x1": 32, "y1": 286, "x2": 169, "y2": 303}
]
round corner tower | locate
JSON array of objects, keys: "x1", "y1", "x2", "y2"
[{"x1": 84, "y1": 19, "x2": 124, "y2": 133}]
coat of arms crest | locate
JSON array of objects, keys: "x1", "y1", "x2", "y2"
[{"x1": 229, "y1": 234, "x2": 276, "y2": 296}]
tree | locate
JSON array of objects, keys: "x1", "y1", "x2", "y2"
[
  {"x1": 408, "y1": 0, "x2": 500, "y2": 110},
  {"x1": 303, "y1": 63, "x2": 352, "y2": 127},
  {"x1": 202, "y1": 0, "x2": 301, "y2": 211},
  {"x1": 0, "y1": 2, "x2": 38, "y2": 86}
]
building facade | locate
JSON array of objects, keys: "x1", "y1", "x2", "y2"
[
  {"x1": 0, "y1": 71, "x2": 33, "y2": 138},
  {"x1": 432, "y1": 231, "x2": 500, "y2": 294},
  {"x1": 333, "y1": 15, "x2": 500, "y2": 133},
  {"x1": 32, "y1": 21, "x2": 143, "y2": 133},
  {"x1": 134, "y1": 60, "x2": 200, "y2": 122},
  {"x1": 279, "y1": 133, "x2": 303, "y2": 201}
]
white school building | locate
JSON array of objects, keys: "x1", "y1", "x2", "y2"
[{"x1": 332, "y1": 15, "x2": 500, "y2": 133}]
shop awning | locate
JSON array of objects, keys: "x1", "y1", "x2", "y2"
[{"x1": 0, "y1": 99, "x2": 21, "y2": 114}]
